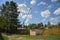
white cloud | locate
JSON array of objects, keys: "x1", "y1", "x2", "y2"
[
  {"x1": 27, "y1": 14, "x2": 32, "y2": 18},
  {"x1": 22, "y1": 15, "x2": 27, "y2": 19},
  {"x1": 41, "y1": 10, "x2": 50, "y2": 18},
  {"x1": 22, "y1": 14, "x2": 32, "y2": 19},
  {"x1": 51, "y1": 0, "x2": 58, "y2": 2},
  {"x1": 25, "y1": 19, "x2": 29, "y2": 26},
  {"x1": 23, "y1": 14, "x2": 32, "y2": 26},
  {"x1": 30, "y1": 0, "x2": 36, "y2": 5},
  {"x1": 54, "y1": 7, "x2": 60, "y2": 15},
  {"x1": 50, "y1": 18, "x2": 55, "y2": 21},
  {"x1": 50, "y1": 17, "x2": 60, "y2": 25},
  {"x1": 17, "y1": 4, "x2": 30, "y2": 13},
  {"x1": 47, "y1": 5, "x2": 52, "y2": 8},
  {"x1": 21, "y1": 14, "x2": 32, "y2": 26},
  {"x1": 37, "y1": 1, "x2": 46, "y2": 6},
  {"x1": 50, "y1": 18, "x2": 58, "y2": 24},
  {"x1": 19, "y1": 13, "x2": 23, "y2": 17}
]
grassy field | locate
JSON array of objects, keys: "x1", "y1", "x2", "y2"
[
  {"x1": 2, "y1": 33, "x2": 60, "y2": 40},
  {"x1": 40, "y1": 28, "x2": 60, "y2": 35},
  {"x1": 1, "y1": 28, "x2": 60, "y2": 40}
]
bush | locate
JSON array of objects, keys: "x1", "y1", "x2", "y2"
[{"x1": 17, "y1": 29, "x2": 30, "y2": 35}]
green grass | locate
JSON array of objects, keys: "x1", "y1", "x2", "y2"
[
  {"x1": 2, "y1": 33, "x2": 8, "y2": 40},
  {"x1": 2, "y1": 33, "x2": 60, "y2": 40}
]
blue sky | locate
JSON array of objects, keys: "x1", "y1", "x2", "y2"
[{"x1": 0, "y1": 0, "x2": 60, "y2": 25}]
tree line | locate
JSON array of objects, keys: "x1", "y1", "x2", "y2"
[{"x1": 27, "y1": 22, "x2": 60, "y2": 29}]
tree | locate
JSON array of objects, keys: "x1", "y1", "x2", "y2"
[
  {"x1": 37, "y1": 22, "x2": 43, "y2": 29},
  {"x1": 0, "y1": 1, "x2": 20, "y2": 32},
  {"x1": 0, "y1": 6, "x2": 7, "y2": 30},
  {"x1": 29, "y1": 24, "x2": 37, "y2": 29},
  {"x1": 0, "y1": 17, "x2": 6, "y2": 29},
  {"x1": 47, "y1": 22, "x2": 51, "y2": 28},
  {"x1": 57, "y1": 22, "x2": 60, "y2": 28}
]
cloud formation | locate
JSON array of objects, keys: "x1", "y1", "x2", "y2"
[
  {"x1": 51, "y1": 0, "x2": 58, "y2": 2},
  {"x1": 25, "y1": 19, "x2": 29, "y2": 26},
  {"x1": 22, "y1": 14, "x2": 32, "y2": 19},
  {"x1": 30, "y1": 0, "x2": 36, "y2": 5},
  {"x1": 17, "y1": 4, "x2": 30, "y2": 13},
  {"x1": 22, "y1": 14, "x2": 32, "y2": 25},
  {"x1": 37, "y1": 1, "x2": 46, "y2": 6},
  {"x1": 54, "y1": 7, "x2": 60, "y2": 15},
  {"x1": 50, "y1": 17, "x2": 58, "y2": 24},
  {"x1": 19, "y1": 13, "x2": 23, "y2": 17},
  {"x1": 41, "y1": 10, "x2": 50, "y2": 18},
  {"x1": 47, "y1": 5, "x2": 52, "y2": 9}
]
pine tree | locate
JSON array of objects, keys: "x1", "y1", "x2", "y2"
[{"x1": 0, "y1": 1, "x2": 20, "y2": 32}]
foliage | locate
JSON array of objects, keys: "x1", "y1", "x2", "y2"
[
  {"x1": 29, "y1": 24, "x2": 37, "y2": 29},
  {"x1": 37, "y1": 22, "x2": 43, "y2": 29},
  {"x1": 27, "y1": 22, "x2": 60, "y2": 29},
  {"x1": 57, "y1": 22, "x2": 60, "y2": 28},
  {"x1": 0, "y1": 1, "x2": 20, "y2": 32},
  {"x1": 47, "y1": 22, "x2": 52, "y2": 28}
]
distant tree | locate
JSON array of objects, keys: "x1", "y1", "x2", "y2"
[
  {"x1": 47, "y1": 22, "x2": 51, "y2": 28},
  {"x1": 57, "y1": 22, "x2": 60, "y2": 28},
  {"x1": 30, "y1": 24, "x2": 37, "y2": 29},
  {"x1": 27, "y1": 24, "x2": 31, "y2": 29},
  {"x1": 37, "y1": 22, "x2": 43, "y2": 29}
]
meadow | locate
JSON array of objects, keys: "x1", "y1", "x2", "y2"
[
  {"x1": 2, "y1": 34, "x2": 60, "y2": 40},
  {"x1": 2, "y1": 28, "x2": 60, "y2": 40}
]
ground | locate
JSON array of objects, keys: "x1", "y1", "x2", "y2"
[{"x1": 2, "y1": 33, "x2": 60, "y2": 40}]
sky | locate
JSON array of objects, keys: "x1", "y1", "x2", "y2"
[{"x1": 0, "y1": 0, "x2": 60, "y2": 25}]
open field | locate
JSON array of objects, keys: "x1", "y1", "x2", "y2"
[
  {"x1": 40, "y1": 28, "x2": 60, "y2": 35},
  {"x1": 2, "y1": 33, "x2": 60, "y2": 40},
  {"x1": 1, "y1": 28, "x2": 60, "y2": 40}
]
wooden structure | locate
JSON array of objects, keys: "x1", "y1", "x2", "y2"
[{"x1": 30, "y1": 29, "x2": 40, "y2": 36}]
